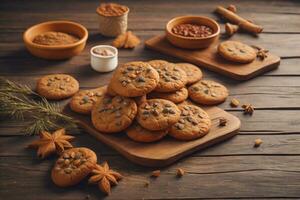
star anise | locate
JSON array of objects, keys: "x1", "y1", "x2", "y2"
[
  {"x1": 242, "y1": 104, "x2": 254, "y2": 115},
  {"x1": 252, "y1": 45, "x2": 269, "y2": 60},
  {"x1": 28, "y1": 128, "x2": 74, "y2": 158},
  {"x1": 88, "y1": 162, "x2": 123, "y2": 195}
]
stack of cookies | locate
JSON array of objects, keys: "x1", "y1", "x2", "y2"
[{"x1": 36, "y1": 60, "x2": 229, "y2": 143}]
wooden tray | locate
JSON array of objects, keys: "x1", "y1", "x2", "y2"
[
  {"x1": 64, "y1": 105, "x2": 241, "y2": 167},
  {"x1": 145, "y1": 35, "x2": 281, "y2": 80}
]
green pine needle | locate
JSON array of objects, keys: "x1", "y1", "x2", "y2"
[{"x1": 0, "y1": 77, "x2": 78, "y2": 135}]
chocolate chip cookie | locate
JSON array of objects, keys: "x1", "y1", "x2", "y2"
[
  {"x1": 36, "y1": 74, "x2": 79, "y2": 100},
  {"x1": 107, "y1": 82, "x2": 117, "y2": 96},
  {"x1": 169, "y1": 104, "x2": 211, "y2": 141},
  {"x1": 133, "y1": 95, "x2": 147, "y2": 105},
  {"x1": 148, "y1": 87, "x2": 188, "y2": 104},
  {"x1": 218, "y1": 41, "x2": 256, "y2": 63},
  {"x1": 176, "y1": 63, "x2": 203, "y2": 85},
  {"x1": 126, "y1": 122, "x2": 168, "y2": 143},
  {"x1": 51, "y1": 147, "x2": 97, "y2": 187},
  {"x1": 91, "y1": 95, "x2": 137, "y2": 133},
  {"x1": 136, "y1": 99, "x2": 180, "y2": 131},
  {"x1": 110, "y1": 61, "x2": 159, "y2": 97},
  {"x1": 188, "y1": 80, "x2": 228, "y2": 105},
  {"x1": 149, "y1": 61, "x2": 187, "y2": 92},
  {"x1": 148, "y1": 59, "x2": 169, "y2": 68},
  {"x1": 69, "y1": 86, "x2": 107, "y2": 115}
]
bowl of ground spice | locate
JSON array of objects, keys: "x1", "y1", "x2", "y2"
[
  {"x1": 96, "y1": 3, "x2": 129, "y2": 37},
  {"x1": 166, "y1": 16, "x2": 220, "y2": 49},
  {"x1": 23, "y1": 21, "x2": 88, "y2": 60}
]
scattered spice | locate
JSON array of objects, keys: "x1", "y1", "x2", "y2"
[
  {"x1": 215, "y1": 6, "x2": 263, "y2": 34},
  {"x1": 97, "y1": 3, "x2": 129, "y2": 17},
  {"x1": 151, "y1": 170, "x2": 161, "y2": 178},
  {"x1": 33, "y1": 31, "x2": 79, "y2": 46},
  {"x1": 112, "y1": 31, "x2": 141, "y2": 49},
  {"x1": 230, "y1": 98, "x2": 240, "y2": 107},
  {"x1": 144, "y1": 181, "x2": 150, "y2": 187},
  {"x1": 93, "y1": 48, "x2": 114, "y2": 57},
  {"x1": 88, "y1": 162, "x2": 123, "y2": 195},
  {"x1": 254, "y1": 138, "x2": 263, "y2": 147},
  {"x1": 176, "y1": 168, "x2": 185, "y2": 177},
  {"x1": 242, "y1": 104, "x2": 254, "y2": 115},
  {"x1": 172, "y1": 23, "x2": 213, "y2": 38},
  {"x1": 28, "y1": 128, "x2": 74, "y2": 158},
  {"x1": 225, "y1": 23, "x2": 239, "y2": 36},
  {"x1": 219, "y1": 118, "x2": 227, "y2": 126},
  {"x1": 227, "y1": 4, "x2": 237, "y2": 13}
]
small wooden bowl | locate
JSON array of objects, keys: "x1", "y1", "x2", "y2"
[
  {"x1": 23, "y1": 21, "x2": 88, "y2": 60},
  {"x1": 166, "y1": 16, "x2": 220, "y2": 49}
]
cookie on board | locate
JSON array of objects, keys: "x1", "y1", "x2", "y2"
[
  {"x1": 133, "y1": 95, "x2": 147, "y2": 105},
  {"x1": 110, "y1": 61, "x2": 159, "y2": 97},
  {"x1": 149, "y1": 61, "x2": 187, "y2": 92},
  {"x1": 51, "y1": 147, "x2": 97, "y2": 187},
  {"x1": 188, "y1": 80, "x2": 228, "y2": 105},
  {"x1": 106, "y1": 82, "x2": 118, "y2": 96},
  {"x1": 69, "y1": 86, "x2": 107, "y2": 115},
  {"x1": 218, "y1": 41, "x2": 256, "y2": 63},
  {"x1": 148, "y1": 87, "x2": 188, "y2": 104},
  {"x1": 126, "y1": 122, "x2": 168, "y2": 143},
  {"x1": 36, "y1": 74, "x2": 79, "y2": 100},
  {"x1": 136, "y1": 99, "x2": 180, "y2": 131},
  {"x1": 176, "y1": 63, "x2": 203, "y2": 85},
  {"x1": 169, "y1": 104, "x2": 211, "y2": 141},
  {"x1": 91, "y1": 95, "x2": 137, "y2": 133}
]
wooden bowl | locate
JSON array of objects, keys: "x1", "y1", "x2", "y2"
[
  {"x1": 23, "y1": 21, "x2": 88, "y2": 60},
  {"x1": 166, "y1": 16, "x2": 220, "y2": 49}
]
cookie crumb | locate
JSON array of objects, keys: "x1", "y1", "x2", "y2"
[
  {"x1": 144, "y1": 181, "x2": 150, "y2": 187},
  {"x1": 242, "y1": 104, "x2": 254, "y2": 115},
  {"x1": 219, "y1": 118, "x2": 227, "y2": 126},
  {"x1": 176, "y1": 168, "x2": 185, "y2": 177},
  {"x1": 254, "y1": 138, "x2": 263, "y2": 147},
  {"x1": 230, "y1": 98, "x2": 240, "y2": 107},
  {"x1": 151, "y1": 170, "x2": 161, "y2": 178}
]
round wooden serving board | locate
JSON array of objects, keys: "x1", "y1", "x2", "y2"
[{"x1": 64, "y1": 104, "x2": 241, "y2": 167}]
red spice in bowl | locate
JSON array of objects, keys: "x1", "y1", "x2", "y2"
[{"x1": 172, "y1": 23, "x2": 213, "y2": 38}]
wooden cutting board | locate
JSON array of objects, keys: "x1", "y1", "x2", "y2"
[
  {"x1": 145, "y1": 35, "x2": 280, "y2": 80},
  {"x1": 64, "y1": 105, "x2": 241, "y2": 167}
]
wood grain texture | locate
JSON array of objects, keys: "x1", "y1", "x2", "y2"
[
  {"x1": 1, "y1": 157, "x2": 300, "y2": 200},
  {"x1": 1, "y1": 0, "x2": 300, "y2": 199}
]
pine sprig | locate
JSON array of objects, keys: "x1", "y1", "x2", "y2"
[
  {"x1": 0, "y1": 77, "x2": 35, "y2": 95},
  {"x1": 0, "y1": 77, "x2": 78, "y2": 135}
]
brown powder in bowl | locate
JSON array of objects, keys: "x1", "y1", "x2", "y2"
[
  {"x1": 97, "y1": 3, "x2": 129, "y2": 17},
  {"x1": 93, "y1": 48, "x2": 115, "y2": 56},
  {"x1": 33, "y1": 31, "x2": 80, "y2": 46}
]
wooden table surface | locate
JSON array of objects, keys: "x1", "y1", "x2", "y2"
[{"x1": 1, "y1": 0, "x2": 300, "y2": 199}]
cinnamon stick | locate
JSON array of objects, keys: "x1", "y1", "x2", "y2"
[{"x1": 215, "y1": 6, "x2": 263, "y2": 34}]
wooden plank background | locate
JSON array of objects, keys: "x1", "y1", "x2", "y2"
[{"x1": 0, "y1": 0, "x2": 300, "y2": 199}]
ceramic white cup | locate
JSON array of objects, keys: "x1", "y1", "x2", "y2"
[{"x1": 90, "y1": 45, "x2": 118, "y2": 72}]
